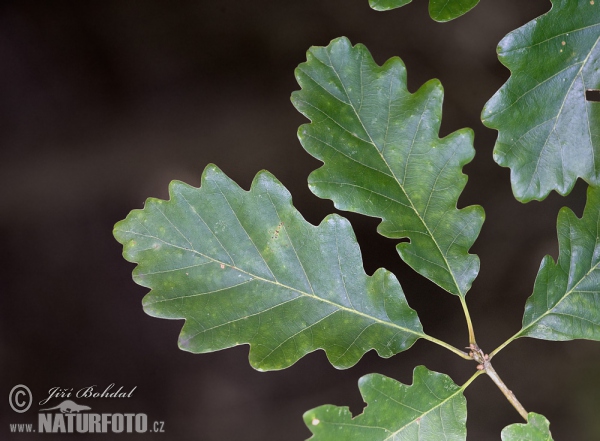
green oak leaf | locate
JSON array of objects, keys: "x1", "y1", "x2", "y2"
[
  {"x1": 292, "y1": 37, "x2": 484, "y2": 298},
  {"x1": 304, "y1": 366, "x2": 467, "y2": 441},
  {"x1": 368, "y1": 0, "x2": 411, "y2": 12},
  {"x1": 519, "y1": 185, "x2": 600, "y2": 341},
  {"x1": 482, "y1": 0, "x2": 600, "y2": 202},
  {"x1": 368, "y1": 0, "x2": 479, "y2": 22},
  {"x1": 114, "y1": 165, "x2": 424, "y2": 370},
  {"x1": 501, "y1": 413, "x2": 554, "y2": 441}
]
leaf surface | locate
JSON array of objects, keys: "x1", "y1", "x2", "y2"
[
  {"x1": 368, "y1": 0, "x2": 411, "y2": 11},
  {"x1": 114, "y1": 165, "x2": 424, "y2": 370},
  {"x1": 368, "y1": 0, "x2": 479, "y2": 22},
  {"x1": 482, "y1": 0, "x2": 600, "y2": 201},
  {"x1": 304, "y1": 366, "x2": 467, "y2": 441},
  {"x1": 501, "y1": 413, "x2": 554, "y2": 441},
  {"x1": 519, "y1": 185, "x2": 600, "y2": 341},
  {"x1": 292, "y1": 37, "x2": 484, "y2": 298}
]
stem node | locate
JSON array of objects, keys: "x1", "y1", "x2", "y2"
[{"x1": 470, "y1": 344, "x2": 529, "y2": 422}]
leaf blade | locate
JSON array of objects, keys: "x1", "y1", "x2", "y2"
[
  {"x1": 304, "y1": 366, "x2": 467, "y2": 441},
  {"x1": 368, "y1": 0, "x2": 412, "y2": 11},
  {"x1": 368, "y1": 0, "x2": 480, "y2": 22},
  {"x1": 114, "y1": 165, "x2": 424, "y2": 370},
  {"x1": 429, "y1": 0, "x2": 480, "y2": 22},
  {"x1": 482, "y1": 0, "x2": 600, "y2": 201},
  {"x1": 501, "y1": 413, "x2": 554, "y2": 441},
  {"x1": 292, "y1": 37, "x2": 484, "y2": 298},
  {"x1": 519, "y1": 185, "x2": 600, "y2": 341}
]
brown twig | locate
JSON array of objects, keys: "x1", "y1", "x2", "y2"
[{"x1": 468, "y1": 343, "x2": 529, "y2": 421}]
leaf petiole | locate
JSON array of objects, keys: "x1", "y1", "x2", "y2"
[
  {"x1": 421, "y1": 334, "x2": 473, "y2": 360},
  {"x1": 489, "y1": 331, "x2": 520, "y2": 359},
  {"x1": 459, "y1": 296, "x2": 477, "y2": 345},
  {"x1": 460, "y1": 368, "x2": 485, "y2": 391}
]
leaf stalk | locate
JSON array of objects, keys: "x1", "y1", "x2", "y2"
[
  {"x1": 460, "y1": 369, "x2": 485, "y2": 390},
  {"x1": 422, "y1": 334, "x2": 472, "y2": 360},
  {"x1": 489, "y1": 331, "x2": 520, "y2": 359},
  {"x1": 459, "y1": 297, "x2": 476, "y2": 345}
]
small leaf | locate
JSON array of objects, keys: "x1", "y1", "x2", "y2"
[
  {"x1": 428, "y1": 0, "x2": 480, "y2": 22},
  {"x1": 292, "y1": 37, "x2": 484, "y2": 298},
  {"x1": 368, "y1": 0, "x2": 411, "y2": 12},
  {"x1": 368, "y1": 0, "x2": 479, "y2": 22},
  {"x1": 501, "y1": 413, "x2": 554, "y2": 441},
  {"x1": 519, "y1": 185, "x2": 600, "y2": 341},
  {"x1": 114, "y1": 165, "x2": 424, "y2": 370},
  {"x1": 304, "y1": 366, "x2": 467, "y2": 441},
  {"x1": 482, "y1": 0, "x2": 600, "y2": 202}
]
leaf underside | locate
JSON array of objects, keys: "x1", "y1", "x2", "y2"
[
  {"x1": 304, "y1": 366, "x2": 467, "y2": 441},
  {"x1": 368, "y1": 0, "x2": 480, "y2": 22},
  {"x1": 501, "y1": 413, "x2": 554, "y2": 441},
  {"x1": 114, "y1": 165, "x2": 424, "y2": 370},
  {"x1": 520, "y1": 185, "x2": 600, "y2": 341},
  {"x1": 292, "y1": 37, "x2": 484, "y2": 298},
  {"x1": 482, "y1": 0, "x2": 600, "y2": 202}
]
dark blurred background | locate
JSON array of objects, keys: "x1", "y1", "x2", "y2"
[{"x1": 1, "y1": 1, "x2": 598, "y2": 439}]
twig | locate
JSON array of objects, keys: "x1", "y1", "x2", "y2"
[{"x1": 468, "y1": 343, "x2": 529, "y2": 421}]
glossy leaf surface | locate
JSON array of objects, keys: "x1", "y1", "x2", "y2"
[
  {"x1": 501, "y1": 413, "x2": 554, "y2": 441},
  {"x1": 368, "y1": 0, "x2": 479, "y2": 22},
  {"x1": 483, "y1": 0, "x2": 600, "y2": 202},
  {"x1": 114, "y1": 165, "x2": 424, "y2": 370},
  {"x1": 292, "y1": 37, "x2": 484, "y2": 298},
  {"x1": 304, "y1": 366, "x2": 467, "y2": 441},
  {"x1": 519, "y1": 185, "x2": 600, "y2": 341}
]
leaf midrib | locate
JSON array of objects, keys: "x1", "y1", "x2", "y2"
[
  {"x1": 523, "y1": 33, "x2": 600, "y2": 195},
  {"x1": 521, "y1": 255, "x2": 600, "y2": 336},
  {"x1": 117, "y1": 228, "x2": 426, "y2": 339},
  {"x1": 314, "y1": 381, "x2": 464, "y2": 440},
  {"x1": 373, "y1": 382, "x2": 463, "y2": 440},
  {"x1": 322, "y1": 49, "x2": 464, "y2": 297}
]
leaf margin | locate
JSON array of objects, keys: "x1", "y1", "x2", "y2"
[
  {"x1": 481, "y1": 0, "x2": 600, "y2": 202},
  {"x1": 113, "y1": 164, "x2": 427, "y2": 371},
  {"x1": 368, "y1": 0, "x2": 480, "y2": 22},
  {"x1": 303, "y1": 365, "x2": 469, "y2": 441},
  {"x1": 291, "y1": 36, "x2": 485, "y2": 300}
]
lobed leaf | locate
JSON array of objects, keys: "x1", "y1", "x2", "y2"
[
  {"x1": 501, "y1": 413, "x2": 554, "y2": 441},
  {"x1": 482, "y1": 0, "x2": 600, "y2": 202},
  {"x1": 114, "y1": 165, "x2": 424, "y2": 370},
  {"x1": 368, "y1": 0, "x2": 480, "y2": 22},
  {"x1": 519, "y1": 185, "x2": 600, "y2": 341},
  {"x1": 304, "y1": 366, "x2": 467, "y2": 441},
  {"x1": 292, "y1": 37, "x2": 484, "y2": 298}
]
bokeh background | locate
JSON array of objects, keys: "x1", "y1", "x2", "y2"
[{"x1": 2, "y1": 1, "x2": 599, "y2": 439}]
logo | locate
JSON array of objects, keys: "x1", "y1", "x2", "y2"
[
  {"x1": 39, "y1": 400, "x2": 91, "y2": 413},
  {"x1": 9, "y1": 385, "x2": 32, "y2": 413},
  {"x1": 8, "y1": 384, "x2": 165, "y2": 435}
]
